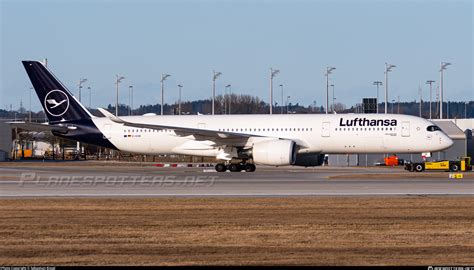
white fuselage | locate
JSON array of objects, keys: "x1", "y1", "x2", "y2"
[{"x1": 90, "y1": 113, "x2": 453, "y2": 158}]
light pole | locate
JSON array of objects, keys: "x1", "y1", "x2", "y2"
[
  {"x1": 279, "y1": 84, "x2": 284, "y2": 114},
  {"x1": 212, "y1": 70, "x2": 222, "y2": 115},
  {"x1": 426, "y1": 80, "x2": 435, "y2": 119},
  {"x1": 391, "y1": 99, "x2": 395, "y2": 114},
  {"x1": 128, "y1": 85, "x2": 133, "y2": 116},
  {"x1": 88, "y1": 86, "x2": 92, "y2": 109},
  {"x1": 384, "y1": 63, "x2": 396, "y2": 114},
  {"x1": 397, "y1": 96, "x2": 400, "y2": 114},
  {"x1": 29, "y1": 87, "x2": 32, "y2": 122},
  {"x1": 78, "y1": 78, "x2": 87, "y2": 102},
  {"x1": 435, "y1": 89, "x2": 440, "y2": 118},
  {"x1": 286, "y1": 96, "x2": 291, "y2": 114},
  {"x1": 418, "y1": 86, "x2": 422, "y2": 117},
  {"x1": 115, "y1": 75, "x2": 125, "y2": 116},
  {"x1": 269, "y1": 68, "x2": 280, "y2": 114},
  {"x1": 160, "y1": 73, "x2": 171, "y2": 115},
  {"x1": 325, "y1": 67, "x2": 336, "y2": 114},
  {"x1": 77, "y1": 78, "x2": 87, "y2": 159},
  {"x1": 439, "y1": 62, "x2": 451, "y2": 119},
  {"x1": 130, "y1": 85, "x2": 134, "y2": 116},
  {"x1": 331, "y1": 84, "x2": 335, "y2": 113},
  {"x1": 447, "y1": 100, "x2": 450, "y2": 118},
  {"x1": 177, "y1": 84, "x2": 183, "y2": 115},
  {"x1": 373, "y1": 81, "x2": 382, "y2": 113},
  {"x1": 225, "y1": 84, "x2": 231, "y2": 114}
]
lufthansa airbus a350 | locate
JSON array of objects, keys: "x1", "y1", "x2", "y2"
[{"x1": 17, "y1": 61, "x2": 453, "y2": 172}]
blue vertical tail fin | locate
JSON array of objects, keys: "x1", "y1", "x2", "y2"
[{"x1": 22, "y1": 60, "x2": 93, "y2": 122}]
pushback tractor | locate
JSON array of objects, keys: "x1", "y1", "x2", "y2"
[{"x1": 405, "y1": 157, "x2": 472, "y2": 172}]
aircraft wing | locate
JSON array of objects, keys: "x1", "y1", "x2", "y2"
[
  {"x1": 7, "y1": 121, "x2": 70, "y2": 133},
  {"x1": 97, "y1": 108, "x2": 266, "y2": 141}
]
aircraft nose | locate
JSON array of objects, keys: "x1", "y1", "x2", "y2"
[{"x1": 441, "y1": 134, "x2": 454, "y2": 149}]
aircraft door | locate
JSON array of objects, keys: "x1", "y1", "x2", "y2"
[
  {"x1": 321, "y1": 122, "x2": 330, "y2": 137},
  {"x1": 401, "y1": 121, "x2": 410, "y2": 137}
]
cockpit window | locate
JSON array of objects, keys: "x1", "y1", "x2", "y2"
[{"x1": 427, "y1": 125, "x2": 441, "y2": 132}]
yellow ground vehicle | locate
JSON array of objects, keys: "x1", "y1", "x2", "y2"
[{"x1": 405, "y1": 157, "x2": 472, "y2": 172}]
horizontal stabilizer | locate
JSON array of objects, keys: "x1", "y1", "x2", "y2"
[
  {"x1": 97, "y1": 108, "x2": 125, "y2": 123},
  {"x1": 7, "y1": 121, "x2": 70, "y2": 132}
]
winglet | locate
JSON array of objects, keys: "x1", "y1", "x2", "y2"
[{"x1": 97, "y1": 108, "x2": 125, "y2": 123}]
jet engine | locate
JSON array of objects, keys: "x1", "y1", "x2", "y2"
[{"x1": 251, "y1": 140, "x2": 297, "y2": 166}]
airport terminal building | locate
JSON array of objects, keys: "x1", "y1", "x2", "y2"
[{"x1": 0, "y1": 122, "x2": 12, "y2": 161}]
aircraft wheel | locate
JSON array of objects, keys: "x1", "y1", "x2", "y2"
[
  {"x1": 228, "y1": 164, "x2": 241, "y2": 172},
  {"x1": 215, "y1": 163, "x2": 227, "y2": 172},
  {"x1": 244, "y1": 163, "x2": 256, "y2": 172}
]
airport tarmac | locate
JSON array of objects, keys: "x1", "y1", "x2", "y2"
[
  {"x1": 1, "y1": 162, "x2": 473, "y2": 265},
  {"x1": 0, "y1": 162, "x2": 472, "y2": 197}
]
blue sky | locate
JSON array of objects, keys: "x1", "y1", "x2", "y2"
[{"x1": 1, "y1": 0, "x2": 473, "y2": 112}]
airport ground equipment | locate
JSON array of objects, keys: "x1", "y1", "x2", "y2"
[
  {"x1": 404, "y1": 157, "x2": 472, "y2": 172},
  {"x1": 383, "y1": 155, "x2": 405, "y2": 166}
]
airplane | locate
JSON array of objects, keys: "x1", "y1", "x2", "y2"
[{"x1": 17, "y1": 60, "x2": 453, "y2": 172}]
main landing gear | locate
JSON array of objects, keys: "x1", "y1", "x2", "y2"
[{"x1": 215, "y1": 161, "x2": 256, "y2": 172}]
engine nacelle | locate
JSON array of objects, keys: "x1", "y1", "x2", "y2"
[
  {"x1": 293, "y1": 153, "x2": 325, "y2": 167},
  {"x1": 251, "y1": 140, "x2": 296, "y2": 166}
]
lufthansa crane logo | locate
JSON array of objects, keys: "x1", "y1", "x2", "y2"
[{"x1": 44, "y1": 89, "x2": 70, "y2": 117}]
